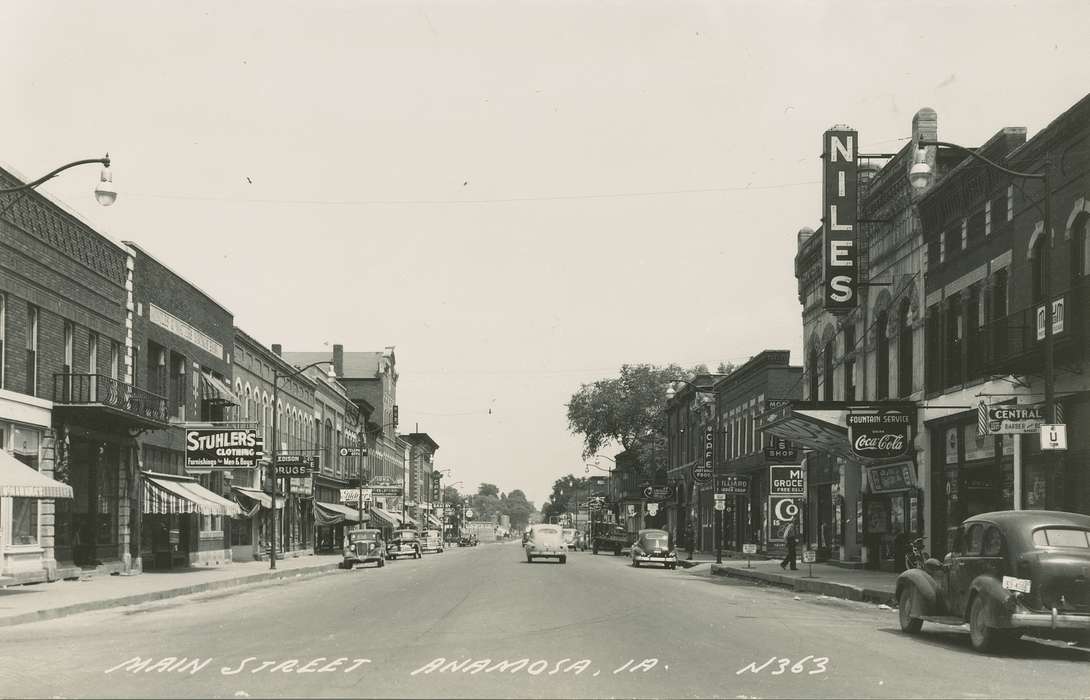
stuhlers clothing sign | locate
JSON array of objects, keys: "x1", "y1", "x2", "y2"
[{"x1": 846, "y1": 405, "x2": 914, "y2": 461}]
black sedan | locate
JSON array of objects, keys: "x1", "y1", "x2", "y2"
[
  {"x1": 630, "y1": 528, "x2": 678, "y2": 569},
  {"x1": 896, "y1": 510, "x2": 1090, "y2": 652}
]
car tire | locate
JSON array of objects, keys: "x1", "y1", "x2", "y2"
[
  {"x1": 969, "y1": 595, "x2": 1015, "y2": 652},
  {"x1": 560, "y1": 556, "x2": 567, "y2": 564},
  {"x1": 632, "y1": 559, "x2": 640, "y2": 568},
  {"x1": 526, "y1": 552, "x2": 534, "y2": 563},
  {"x1": 378, "y1": 559, "x2": 385, "y2": 568},
  {"x1": 898, "y1": 586, "x2": 923, "y2": 634},
  {"x1": 592, "y1": 545, "x2": 598, "y2": 555},
  {"x1": 614, "y1": 548, "x2": 621, "y2": 556}
]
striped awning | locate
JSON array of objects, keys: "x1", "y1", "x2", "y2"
[
  {"x1": 427, "y1": 515, "x2": 442, "y2": 529},
  {"x1": 231, "y1": 486, "x2": 285, "y2": 510},
  {"x1": 314, "y1": 501, "x2": 365, "y2": 527},
  {"x1": 0, "y1": 449, "x2": 73, "y2": 499},
  {"x1": 369, "y1": 506, "x2": 402, "y2": 529},
  {"x1": 201, "y1": 372, "x2": 240, "y2": 406},
  {"x1": 143, "y1": 472, "x2": 241, "y2": 517}
]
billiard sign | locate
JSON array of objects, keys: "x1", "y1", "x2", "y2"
[
  {"x1": 847, "y1": 406, "x2": 913, "y2": 460},
  {"x1": 822, "y1": 127, "x2": 859, "y2": 313}
]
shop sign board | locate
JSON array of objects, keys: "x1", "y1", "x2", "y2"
[
  {"x1": 847, "y1": 407, "x2": 912, "y2": 461},
  {"x1": 769, "y1": 465, "x2": 806, "y2": 497},
  {"x1": 742, "y1": 543, "x2": 758, "y2": 554},
  {"x1": 338, "y1": 446, "x2": 364, "y2": 457},
  {"x1": 691, "y1": 426, "x2": 715, "y2": 484},
  {"x1": 764, "y1": 436, "x2": 800, "y2": 463},
  {"x1": 865, "y1": 462, "x2": 915, "y2": 494},
  {"x1": 647, "y1": 503, "x2": 659, "y2": 516},
  {"x1": 822, "y1": 127, "x2": 859, "y2": 313},
  {"x1": 979, "y1": 403, "x2": 1044, "y2": 435},
  {"x1": 802, "y1": 550, "x2": 817, "y2": 564},
  {"x1": 1035, "y1": 298, "x2": 1065, "y2": 341},
  {"x1": 1040, "y1": 424, "x2": 1067, "y2": 451},
  {"x1": 768, "y1": 496, "x2": 800, "y2": 542},
  {"x1": 185, "y1": 429, "x2": 263, "y2": 468},
  {"x1": 642, "y1": 484, "x2": 674, "y2": 501},
  {"x1": 367, "y1": 485, "x2": 404, "y2": 496},
  {"x1": 716, "y1": 474, "x2": 750, "y2": 495},
  {"x1": 341, "y1": 488, "x2": 371, "y2": 504},
  {"x1": 274, "y1": 455, "x2": 316, "y2": 477}
]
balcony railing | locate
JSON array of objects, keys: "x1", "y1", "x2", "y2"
[{"x1": 53, "y1": 373, "x2": 169, "y2": 425}]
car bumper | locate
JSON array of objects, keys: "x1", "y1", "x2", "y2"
[
  {"x1": 634, "y1": 553, "x2": 677, "y2": 562},
  {"x1": 528, "y1": 550, "x2": 564, "y2": 557},
  {"x1": 1011, "y1": 610, "x2": 1090, "y2": 630}
]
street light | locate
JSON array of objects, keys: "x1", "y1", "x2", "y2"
[
  {"x1": 269, "y1": 359, "x2": 337, "y2": 570},
  {"x1": 910, "y1": 139, "x2": 1057, "y2": 429},
  {"x1": 0, "y1": 155, "x2": 117, "y2": 206}
]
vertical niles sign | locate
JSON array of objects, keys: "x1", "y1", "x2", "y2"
[{"x1": 822, "y1": 127, "x2": 859, "y2": 313}]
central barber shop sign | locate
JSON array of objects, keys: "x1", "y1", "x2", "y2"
[{"x1": 847, "y1": 406, "x2": 913, "y2": 461}]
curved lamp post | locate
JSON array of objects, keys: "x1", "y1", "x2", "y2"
[
  {"x1": 270, "y1": 360, "x2": 336, "y2": 569},
  {"x1": 0, "y1": 155, "x2": 117, "y2": 206}
]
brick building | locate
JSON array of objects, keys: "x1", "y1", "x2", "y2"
[
  {"x1": 664, "y1": 374, "x2": 719, "y2": 551},
  {"x1": 401, "y1": 433, "x2": 439, "y2": 529},
  {"x1": 0, "y1": 167, "x2": 165, "y2": 582}
]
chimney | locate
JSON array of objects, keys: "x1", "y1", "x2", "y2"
[
  {"x1": 271, "y1": 344, "x2": 282, "y2": 357},
  {"x1": 333, "y1": 344, "x2": 344, "y2": 377}
]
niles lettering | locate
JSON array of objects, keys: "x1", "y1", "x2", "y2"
[{"x1": 823, "y1": 129, "x2": 858, "y2": 311}]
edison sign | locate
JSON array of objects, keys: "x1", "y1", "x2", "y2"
[
  {"x1": 822, "y1": 127, "x2": 859, "y2": 313},
  {"x1": 185, "y1": 429, "x2": 262, "y2": 468}
]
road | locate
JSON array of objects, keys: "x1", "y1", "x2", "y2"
[{"x1": 0, "y1": 541, "x2": 1086, "y2": 699}]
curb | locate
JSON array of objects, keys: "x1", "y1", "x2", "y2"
[
  {"x1": 710, "y1": 564, "x2": 895, "y2": 605},
  {"x1": 0, "y1": 562, "x2": 344, "y2": 629}
]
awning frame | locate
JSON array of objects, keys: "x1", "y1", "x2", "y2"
[
  {"x1": 142, "y1": 471, "x2": 241, "y2": 517},
  {"x1": 0, "y1": 449, "x2": 74, "y2": 499}
]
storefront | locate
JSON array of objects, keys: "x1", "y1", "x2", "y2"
[
  {"x1": 139, "y1": 471, "x2": 240, "y2": 570},
  {"x1": 314, "y1": 500, "x2": 364, "y2": 551},
  {"x1": 229, "y1": 485, "x2": 285, "y2": 561}
]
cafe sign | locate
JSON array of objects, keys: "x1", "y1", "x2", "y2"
[
  {"x1": 185, "y1": 429, "x2": 263, "y2": 468},
  {"x1": 847, "y1": 407, "x2": 912, "y2": 461},
  {"x1": 691, "y1": 426, "x2": 714, "y2": 484}
]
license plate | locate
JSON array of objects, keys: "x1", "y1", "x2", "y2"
[{"x1": 1002, "y1": 576, "x2": 1032, "y2": 593}]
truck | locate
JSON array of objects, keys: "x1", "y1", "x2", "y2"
[
  {"x1": 590, "y1": 523, "x2": 635, "y2": 555},
  {"x1": 465, "y1": 521, "x2": 497, "y2": 543}
]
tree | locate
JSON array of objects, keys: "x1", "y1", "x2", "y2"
[
  {"x1": 477, "y1": 483, "x2": 500, "y2": 498},
  {"x1": 499, "y1": 489, "x2": 535, "y2": 530},
  {"x1": 541, "y1": 474, "x2": 587, "y2": 521}
]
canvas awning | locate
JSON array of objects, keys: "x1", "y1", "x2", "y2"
[
  {"x1": 402, "y1": 514, "x2": 421, "y2": 529},
  {"x1": 427, "y1": 515, "x2": 442, "y2": 529},
  {"x1": 231, "y1": 486, "x2": 285, "y2": 511},
  {"x1": 0, "y1": 450, "x2": 73, "y2": 499},
  {"x1": 368, "y1": 506, "x2": 402, "y2": 529},
  {"x1": 143, "y1": 472, "x2": 241, "y2": 517},
  {"x1": 314, "y1": 501, "x2": 365, "y2": 527},
  {"x1": 201, "y1": 372, "x2": 240, "y2": 406},
  {"x1": 761, "y1": 404, "x2": 853, "y2": 461}
]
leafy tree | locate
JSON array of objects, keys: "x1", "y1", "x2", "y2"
[
  {"x1": 498, "y1": 489, "x2": 535, "y2": 530},
  {"x1": 477, "y1": 483, "x2": 500, "y2": 498},
  {"x1": 541, "y1": 474, "x2": 587, "y2": 521}
]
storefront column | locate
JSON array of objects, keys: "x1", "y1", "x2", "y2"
[
  {"x1": 841, "y1": 458, "x2": 861, "y2": 561},
  {"x1": 1013, "y1": 434, "x2": 1023, "y2": 510}
]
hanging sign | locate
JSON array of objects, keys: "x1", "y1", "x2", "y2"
[
  {"x1": 185, "y1": 429, "x2": 263, "y2": 468},
  {"x1": 274, "y1": 455, "x2": 316, "y2": 477},
  {"x1": 822, "y1": 127, "x2": 859, "y2": 313},
  {"x1": 764, "y1": 436, "x2": 800, "y2": 463},
  {"x1": 642, "y1": 484, "x2": 674, "y2": 501},
  {"x1": 769, "y1": 497, "x2": 800, "y2": 542},
  {"x1": 716, "y1": 474, "x2": 750, "y2": 495},
  {"x1": 691, "y1": 426, "x2": 715, "y2": 484},
  {"x1": 979, "y1": 403, "x2": 1044, "y2": 435},
  {"x1": 864, "y1": 462, "x2": 915, "y2": 494},
  {"x1": 847, "y1": 406, "x2": 912, "y2": 461},
  {"x1": 769, "y1": 465, "x2": 806, "y2": 498},
  {"x1": 1040, "y1": 424, "x2": 1067, "y2": 451}
]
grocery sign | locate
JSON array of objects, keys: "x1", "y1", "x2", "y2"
[
  {"x1": 185, "y1": 429, "x2": 263, "y2": 468},
  {"x1": 769, "y1": 465, "x2": 806, "y2": 498}
]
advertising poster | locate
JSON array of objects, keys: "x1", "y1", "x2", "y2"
[{"x1": 768, "y1": 496, "x2": 800, "y2": 542}]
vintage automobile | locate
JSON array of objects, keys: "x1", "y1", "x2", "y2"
[
  {"x1": 896, "y1": 510, "x2": 1090, "y2": 652},
  {"x1": 421, "y1": 529, "x2": 444, "y2": 554},
  {"x1": 342, "y1": 528, "x2": 385, "y2": 569},
  {"x1": 591, "y1": 524, "x2": 632, "y2": 555},
  {"x1": 630, "y1": 528, "x2": 678, "y2": 569},
  {"x1": 386, "y1": 528, "x2": 423, "y2": 560},
  {"x1": 525, "y1": 524, "x2": 567, "y2": 564},
  {"x1": 562, "y1": 528, "x2": 578, "y2": 551}
]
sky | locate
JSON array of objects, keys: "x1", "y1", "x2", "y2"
[{"x1": 4, "y1": 1, "x2": 1090, "y2": 507}]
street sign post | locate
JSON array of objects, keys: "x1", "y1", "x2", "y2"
[
  {"x1": 802, "y1": 548, "x2": 817, "y2": 578},
  {"x1": 1040, "y1": 424, "x2": 1067, "y2": 450},
  {"x1": 742, "y1": 542, "x2": 757, "y2": 568}
]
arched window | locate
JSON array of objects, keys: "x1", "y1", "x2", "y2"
[
  {"x1": 1031, "y1": 234, "x2": 1047, "y2": 303},
  {"x1": 898, "y1": 299, "x2": 914, "y2": 397},
  {"x1": 876, "y1": 309, "x2": 890, "y2": 400},
  {"x1": 1072, "y1": 213, "x2": 1088, "y2": 279},
  {"x1": 808, "y1": 346, "x2": 819, "y2": 400},
  {"x1": 822, "y1": 340, "x2": 834, "y2": 401},
  {"x1": 324, "y1": 420, "x2": 334, "y2": 476}
]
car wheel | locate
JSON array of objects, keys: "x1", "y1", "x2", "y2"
[
  {"x1": 969, "y1": 595, "x2": 1015, "y2": 652},
  {"x1": 560, "y1": 556, "x2": 567, "y2": 564},
  {"x1": 632, "y1": 559, "x2": 640, "y2": 568},
  {"x1": 526, "y1": 552, "x2": 533, "y2": 563},
  {"x1": 614, "y1": 548, "x2": 621, "y2": 556},
  {"x1": 592, "y1": 545, "x2": 598, "y2": 555},
  {"x1": 378, "y1": 559, "x2": 385, "y2": 568},
  {"x1": 898, "y1": 586, "x2": 923, "y2": 634}
]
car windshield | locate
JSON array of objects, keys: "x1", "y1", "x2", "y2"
[
  {"x1": 535, "y1": 527, "x2": 559, "y2": 535},
  {"x1": 1032, "y1": 528, "x2": 1090, "y2": 548},
  {"x1": 351, "y1": 532, "x2": 378, "y2": 541},
  {"x1": 644, "y1": 536, "x2": 669, "y2": 547},
  {"x1": 394, "y1": 532, "x2": 417, "y2": 541}
]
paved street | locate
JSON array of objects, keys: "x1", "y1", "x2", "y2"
[{"x1": 0, "y1": 542, "x2": 1086, "y2": 699}]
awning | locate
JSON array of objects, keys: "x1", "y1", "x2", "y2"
[
  {"x1": 762, "y1": 404, "x2": 852, "y2": 461},
  {"x1": 143, "y1": 472, "x2": 241, "y2": 517},
  {"x1": 427, "y1": 515, "x2": 442, "y2": 529},
  {"x1": 314, "y1": 501, "x2": 366, "y2": 527},
  {"x1": 201, "y1": 372, "x2": 240, "y2": 406},
  {"x1": 231, "y1": 486, "x2": 285, "y2": 511},
  {"x1": 402, "y1": 514, "x2": 421, "y2": 529},
  {"x1": 369, "y1": 506, "x2": 403, "y2": 529},
  {"x1": 0, "y1": 450, "x2": 74, "y2": 499}
]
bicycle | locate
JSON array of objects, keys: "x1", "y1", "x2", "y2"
[{"x1": 904, "y1": 537, "x2": 928, "y2": 570}]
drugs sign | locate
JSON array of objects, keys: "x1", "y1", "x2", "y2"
[{"x1": 185, "y1": 429, "x2": 263, "y2": 468}]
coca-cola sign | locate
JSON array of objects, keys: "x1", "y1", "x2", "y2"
[{"x1": 847, "y1": 407, "x2": 913, "y2": 461}]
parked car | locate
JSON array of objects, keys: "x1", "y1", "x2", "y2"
[
  {"x1": 562, "y1": 528, "x2": 578, "y2": 551},
  {"x1": 525, "y1": 524, "x2": 567, "y2": 564},
  {"x1": 422, "y1": 529, "x2": 444, "y2": 554},
  {"x1": 896, "y1": 510, "x2": 1090, "y2": 652},
  {"x1": 630, "y1": 528, "x2": 678, "y2": 569},
  {"x1": 342, "y1": 528, "x2": 386, "y2": 569},
  {"x1": 458, "y1": 535, "x2": 474, "y2": 547},
  {"x1": 386, "y1": 529, "x2": 422, "y2": 560},
  {"x1": 591, "y1": 525, "x2": 632, "y2": 555}
]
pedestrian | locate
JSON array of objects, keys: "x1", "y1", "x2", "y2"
[{"x1": 780, "y1": 517, "x2": 798, "y2": 570}]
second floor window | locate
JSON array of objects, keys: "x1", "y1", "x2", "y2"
[
  {"x1": 822, "y1": 341, "x2": 834, "y2": 401},
  {"x1": 88, "y1": 333, "x2": 98, "y2": 374},
  {"x1": 26, "y1": 305, "x2": 38, "y2": 396},
  {"x1": 898, "y1": 299, "x2": 913, "y2": 398},
  {"x1": 63, "y1": 321, "x2": 74, "y2": 373},
  {"x1": 876, "y1": 310, "x2": 889, "y2": 400}
]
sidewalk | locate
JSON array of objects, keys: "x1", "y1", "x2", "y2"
[
  {"x1": 0, "y1": 554, "x2": 345, "y2": 628},
  {"x1": 707, "y1": 558, "x2": 898, "y2": 604}
]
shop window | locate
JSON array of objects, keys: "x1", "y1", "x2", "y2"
[
  {"x1": 11, "y1": 498, "x2": 39, "y2": 546},
  {"x1": 1071, "y1": 213, "x2": 1088, "y2": 279},
  {"x1": 982, "y1": 526, "x2": 1005, "y2": 557},
  {"x1": 965, "y1": 523, "x2": 984, "y2": 555}
]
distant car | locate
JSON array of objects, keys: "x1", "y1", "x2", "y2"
[
  {"x1": 342, "y1": 528, "x2": 385, "y2": 569},
  {"x1": 458, "y1": 535, "x2": 473, "y2": 547},
  {"x1": 562, "y1": 528, "x2": 578, "y2": 551},
  {"x1": 386, "y1": 529, "x2": 422, "y2": 560},
  {"x1": 896, "y1": 510, "x2": 1090, "y2": 652},
  {"x1": 422, "y1": 529, "x2": 444, "y2": 554},
  {"x1": 630, "y1": 528, "x2": 678, "y2": 569},
  {"x1": 525, "y1": 524, "x2": 567, "y2": 564}
]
